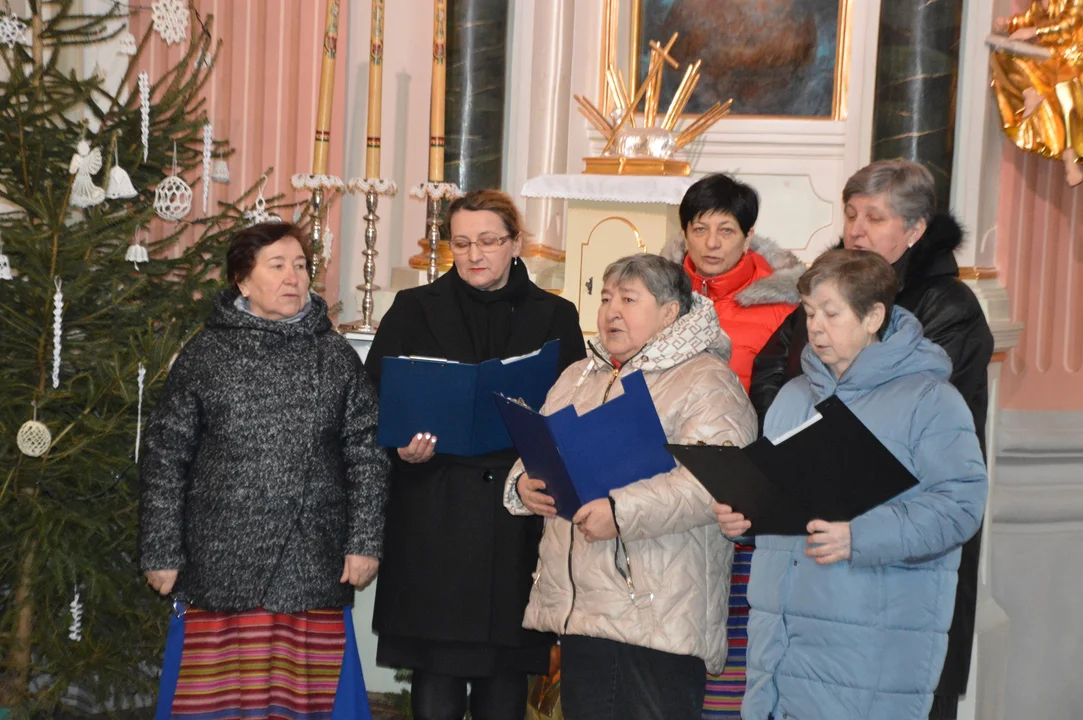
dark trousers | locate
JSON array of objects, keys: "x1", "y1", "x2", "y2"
[
  {"x1": 411, "y1": 669, "x2": 528, "y2": 720},
  {"x1": 560, "y1": 635, "x2": 707, "y2": 720}
]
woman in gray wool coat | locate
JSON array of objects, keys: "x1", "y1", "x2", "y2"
[{"x1": 139, "y1": 222, "x2": 390, "y2": 718}]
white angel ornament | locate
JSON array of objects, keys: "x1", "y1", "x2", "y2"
[{"x1": 69, "y1": 141, "x2": 106, "y2": 208}]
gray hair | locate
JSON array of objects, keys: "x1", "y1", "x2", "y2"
[
  {"x1": 842, "y1": 159, "x2": 935, "y2": 230},
  {"x1": 602, "y1": 254, "x2": 693, "y2": 317}
]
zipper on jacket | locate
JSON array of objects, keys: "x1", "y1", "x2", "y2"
[
  {"x1": 563, "y1": 522, "x2": 577, "y2": 632},
  {"x1": 602, "y1": 366, "x2": 621, "y2": 403}
]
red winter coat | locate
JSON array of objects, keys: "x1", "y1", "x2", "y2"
[{"x1": 682, "y1": 240, "x2": 800, "y2": 391}]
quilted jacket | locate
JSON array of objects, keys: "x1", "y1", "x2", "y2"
[
  {"x1": 503, "y1": 295, "x2": 757, "y2": 672},
  {"x1": 743, "y1": 307, "x2": 988, "y2": 720}
]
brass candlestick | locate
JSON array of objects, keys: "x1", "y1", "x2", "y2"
[
  {"x1": 426, "y1": 194, "x2": 441, "y2": 284},
  {"x1": 408, "y1": 182, "x2": 462, "y2": 282}
]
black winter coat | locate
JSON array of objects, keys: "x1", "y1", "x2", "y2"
[
  {"x1": 749, "y1": 213, "x2": 995, "y2": 696},
  {"x1": 139, "y1": 291, "x2": 390, "y2": 613},
  {"x1": 366, "y1": 270, "x2": 586, "y2": 648}
]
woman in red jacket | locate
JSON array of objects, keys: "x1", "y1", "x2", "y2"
[
  {"x1": 664, "y1": 173, "x2": 800, "y2": 719},
  {"x1": 664, "y1": 174, "x2": 802, "y2": 392}
]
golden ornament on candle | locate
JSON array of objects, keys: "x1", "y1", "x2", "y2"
[
  {"x1": 428, "y1": 0, "x2": 447, "y2": 183},
  {"x1": 312, "y1": 0, "x2": 341, "y2": 176},
  {"x1": 578, "y1": 32, "x2": 734, "y2": 176},
  {"x1": 366, "y1": 0, "x2": 385, "y2": 179}
]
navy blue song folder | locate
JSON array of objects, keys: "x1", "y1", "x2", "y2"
[
  {"x1": 495, "y1": 370, "x2": 677, "y2": 520},
  {"x1": 376, "y1": 340, "x2": 560, "y2": 457}
]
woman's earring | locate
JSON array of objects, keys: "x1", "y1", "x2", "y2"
[{"x1": 513, "y1": 256, "x2": 519, "y2": 266}]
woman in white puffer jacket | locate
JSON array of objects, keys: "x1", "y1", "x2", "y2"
[{"x1": 503, "y1": 254, "x2": 757, "y2": 720}]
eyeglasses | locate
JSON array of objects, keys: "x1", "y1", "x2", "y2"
[{"x1": 448, "y1": 234, "x2": 512, "y2": 254}]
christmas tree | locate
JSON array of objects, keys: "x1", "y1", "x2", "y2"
[{"x1": 0, "y1": 2, "x2": 285, "y2": 713}]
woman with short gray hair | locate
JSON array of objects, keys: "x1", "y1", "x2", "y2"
[
  {"x1": 504, "y1": 254, "x2": 757, "y2": 719},
  {"x1": 750, "y1": 158, "x2": 994, "y2": 720}
]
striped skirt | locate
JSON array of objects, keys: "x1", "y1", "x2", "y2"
[
  {"x1": 155, "y1": 606, "x2": 371, "y2": 720},
  {"x1": 702, "y1": 544, "x2": 753, "y2": 719}
]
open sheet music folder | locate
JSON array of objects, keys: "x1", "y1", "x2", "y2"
[
  {"x1": 495, "y1": 371, "x2": 677, "y2": 521},
  {"x1": 376, "y1": 340, "x2": 560, "y2": 457},
  {"x1": 667, "y1": 396, "x2": 919, "y2": 536}
]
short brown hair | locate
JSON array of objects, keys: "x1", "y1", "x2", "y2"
[
  {"x1": 226, "y1": 222, "x2": 312, "y2": 291},
  {"x1": 797, "y1": 249, "x2": 898, "y2": 338},
  {"x1": 445, "y1": 189, "x2": 530, "y2": 240}
]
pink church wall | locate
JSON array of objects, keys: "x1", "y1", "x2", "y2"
[
  {"x1": 996, "y1": 142, "x2": 1083, "y2": 410},
  {"x1": 131, "y1": 0, "x2": 349, "y2": 310}
]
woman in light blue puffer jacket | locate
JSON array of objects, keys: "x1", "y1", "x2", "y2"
[{"x1": 714, "y1": 249, "x2": 987, "y2": 720}]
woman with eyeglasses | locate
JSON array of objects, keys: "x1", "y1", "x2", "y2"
[
  {"x1": 366, "y1": 190, "x2": 586, "y2": 720},
  {"x1": 503, "y1": 254, "x2": 757, "y2": 720}
]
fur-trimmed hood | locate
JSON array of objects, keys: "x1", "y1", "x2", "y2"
[{"x1": 662, "y1": 233, "x2": 804, "y2": 307}]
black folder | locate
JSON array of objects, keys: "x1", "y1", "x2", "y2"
[{"x1": 666, "y1": 396, "x2": 919, "y2": 536}]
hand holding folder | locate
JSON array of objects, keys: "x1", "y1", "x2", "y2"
[
  {"x1": 496, "y1": 371, "x2": 676, "y2": 521},
  {"x1": 376, "y1": 340, "x2": 560, "y2": 457},
  {"x1": 667, "y1": 396, "x2": 919, "y2": 536}
]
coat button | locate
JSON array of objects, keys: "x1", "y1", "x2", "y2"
[
  {"x1": 482, "y1": 470, "x2": 495, "y2": 483},
  {"x1": 793, "y1": 559, "x2": 798, "y2": 567}
]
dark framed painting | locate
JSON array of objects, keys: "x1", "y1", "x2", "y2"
[{"x1": 628, "y1": 0, "x2": 851, "y2": 119}]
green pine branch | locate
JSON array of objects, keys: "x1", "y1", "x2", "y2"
[{"x1": 0, "y1": 2, "x2": 303, "y2": 714}]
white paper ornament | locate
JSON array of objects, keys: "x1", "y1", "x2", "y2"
[
  {"x1": 126, "y1": 227, "x2": 150, "y2": 270},
  {"x1": 0, "y1": 10, "x2": 27, "y2": 50},
  {"x1": 69, "y1": 140, "x2": 106, "y2": 208},
  {"x1": 118, "y1": 29, "x2": 137, "y2": 56},
  {"x1": 138, "y1": 72, "x2": 150, "y2": 163},
  {"x1": 17, "y1": 404, "x2": 51, "y2": 458},
  {"x1": 210, "y1": 158, "x2": 230, "y2": 184},
  {"x1": 202, "y1": 123, "x2": 212, "y2": 214},
  {"x1": 68, "y1": 586, "x2": 83, "y2": 642},
  {"x1": 154, "y1": 143, "x2": 192, "y2": 222},
  {"x1": 0, "y1": 231, "x2": 12, "y2": 281},
  {"x1": 243, "y1": 175, "x2": 281, "y2": 226},
  {"x1": 105, "y1": 146, "x2": 138, "y2": 200},
  {"x1": 52, "y1": 277, "x2": 63, "y2": 388},
  {"x1": 151, "y1": 0, "x2": 189, "y2": 46},
  {"x1": 135, "y1": 364, "x2": 146, "y2": 462}
]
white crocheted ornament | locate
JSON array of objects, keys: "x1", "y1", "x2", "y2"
[
  {"x1": 0, "y1": 10, "x2": 27, "y2": 50},
  {"x1": 106, "y1": 165, "x2": 138, "y2": 200},
  {"x1": 154, "y1": 145, "x2": 192, "y2": 222},
  {"x1": 211, "y1": 158, "x2": 230, "y2": 183},
  {"x1": 243, "y1": 176, "x2": 281, "y2": 226},
  {"x1": 151, "y1": 0, "x2": 188, "y2": 46},
  {"x1": 127, "y1": 227, "x2": 150, "y2": 269},
  {"x1": 17, "y1": 407, "x2": 51, "y2": 458},
  {"x1": 138, "y1": 72, "x2": 150, "y2": 162},
  {"x1": 69, "y1": 141, "x2": 106, "y2": 208},
  {"x1": 68, "y1": 586, "x2": 83, "y2": 642},
  {"x1": 118, "y1": 29, "x2": 137, "y2": 56},
  {"x1": 0, "y1": 233, "x2": 11, "y2": 281},
  {"x1": 51, "y1": 277, "x2": 63, "y2": 388},
  {"x1": 106, "y1": 147, "x2": 138, "y2": 200},
  {"x1": 201, "y1": 123, "x2": 212, "y2": 213}
]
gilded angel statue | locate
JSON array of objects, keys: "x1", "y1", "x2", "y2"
[
  {"x1": 989, "y1": 1, "x2": 1083, "y2": 185},
  {"x1": 69, "y1": 140, "x2": 106, "y2": 207}
]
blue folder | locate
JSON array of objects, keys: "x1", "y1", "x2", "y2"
[
  {"x1": 495, "y1": 371, "x2": 677, "y2": 520},
  {"x1": 377, "y1": 340, "x2": 560, "y2": 457}
]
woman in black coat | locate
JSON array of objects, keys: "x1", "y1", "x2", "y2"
[
  {"x1": 139, "y1": 222, "x2": 390, "y2": 717},
  {"x1": 366, "y1": 190, "x2": 586, "y2": 720},
  {"x1": 749, "y1": 160, "x2": 994, "y2": 720}
]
